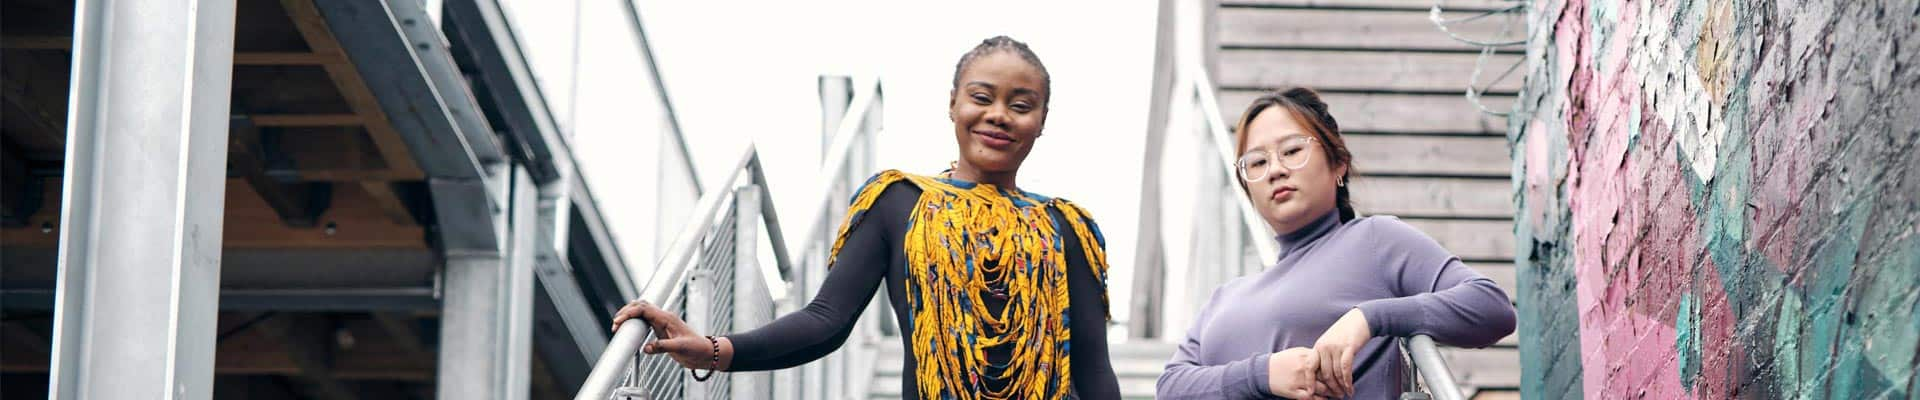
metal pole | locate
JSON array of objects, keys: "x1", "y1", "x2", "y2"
[
  {"x1": 439, "y1": 163, "x2": 514, "y2": 400},
  {"x1": 1406, "y1": 335, "x2": 1466, "y2": 400},
  {"x1": 48, "y1": 0, "x2": 237, "y2": 398},
  {"x1": 812, "y1": 75, "x2": 852, "y2": 400},
  {"x1": 733, "y1": 185, "x2": 774, "y2": 399},
  {"x1": 503, "y1": 167, "x2": 540, "y2": 400}
]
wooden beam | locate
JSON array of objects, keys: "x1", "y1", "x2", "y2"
[
  {"x1": 5, "y1": 36, "x2": 348, "y2": 65},
  {"x1": 0, "y1": 36, "x2": 70, "y2": 49},
  {"x1": 10, "y1": 314, "x2": 435, "y2": 381},
  {"x1": 220, "y1": 178, "x2": 428, "y2": 249},
  {"x1": 358, "y1": 182, "x2": 416, "y2": 225},
  {"x1": 234, "y1": 51, "x2": 348, "y2": 65},
  {"x1": 369, "y1": 312, "x2": 430, "y2": 358},
  {"x1": 230, "y1": 117, "x2": 333, "y2": 227},
  {"x1": 278, "y1": 0, "x2": 425, "y2": 180},
  {"x1": 253, "y1": 314, "x2": 359, "y2": 400},
  {"x1": 251, "y1": 113, "x2": 364, "y2": 127}
]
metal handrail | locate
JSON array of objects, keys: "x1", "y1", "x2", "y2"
[
  {"x1": 574, "y1": 80, "x2": 885, "y2": 400},
  {"x1": 1405, "y1": 335, "x2": 1466, "y2": 400},
  {"x1": 1185, "y1": 65, "x2": 1281, "y2": 264},
  {"x1": 576, "y1": 146, "x2": 777, "y2": 400}
]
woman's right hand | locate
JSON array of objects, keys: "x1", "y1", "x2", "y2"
[
  {"x1": 1267, "y1": 347, "x2": 1324, "y2": 399},
  {"x1": 611, "y1": 300, "x2": 732, "y2": 370}
]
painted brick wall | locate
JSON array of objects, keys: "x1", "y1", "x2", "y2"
[{"x1": 1511, "y1": 0, "x2": 1920, "y2": 398}]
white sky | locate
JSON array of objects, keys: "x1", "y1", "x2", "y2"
[{"x1": 497, "y1": 0, "x2": 1161, "y2": 324}]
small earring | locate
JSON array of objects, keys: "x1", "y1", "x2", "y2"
[{"x1": 1338, "y1": 178, "x2": 1347, "y2": 187}]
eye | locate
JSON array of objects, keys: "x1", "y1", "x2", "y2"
[
  {"x1": 1282, "y1": 148, "x2": 1302, "y2": 157},
  {"x1": 1011, "y1": 102, "x2": 1032, "y2": 112},
  {"x1": 971, "y1": 93, "x2": 991, "y2": 104},
  {"x1": 1250, "y1": 159, "x2": 1268, "y2": 167}
]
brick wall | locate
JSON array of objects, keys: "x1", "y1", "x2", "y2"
[{"x1": 1511, "y1": 0, "x2": 1920, "y2": 398}]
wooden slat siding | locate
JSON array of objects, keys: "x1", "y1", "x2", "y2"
[
  {"x1": 1351, "y1": 177, "x2": 1512, "y2": 218},
  {"x1": 1218, "y1": 91, "x2": 1512, "y2": 134},
  {"x1": 1464, "y1": 261, "x2": 1517, "y2": 303},
  {"x1": 1439, "y1": 346, "x2": 1520, "y2": 389},
  {"x1": 1222, "y1": 0, "x2": 1520, "y2": 12},
  {"x1": 1217, "y1": 49, "x2": 1524, "y2": 94},
  {"x1": 1344, "y1": 135, "x2": 1512, "y2": 177},
  {"x1": 1218, "y1": 7, "x2": 1523, "y2": 52},
  {"x1": 1397, "y1": 218, "x2": 1513, "y2": 260},
  {"x1": 1471, "y1": 390, "x2": 1522, "y2": 400}
]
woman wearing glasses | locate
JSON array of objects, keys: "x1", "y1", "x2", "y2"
[{"x1": 1156, "y1": 88, "x2": 1515, "y2": 399}]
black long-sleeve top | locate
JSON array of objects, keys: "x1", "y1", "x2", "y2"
[{"x1": 724, "y1": 180, "x2": 1121, "y2": 399}]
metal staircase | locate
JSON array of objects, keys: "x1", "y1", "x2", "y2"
[{"x1": 567, "y1": 0, "x2": 1517, "y2": 398}]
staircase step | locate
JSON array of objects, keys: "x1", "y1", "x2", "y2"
[
  {"x1": 868, "y1": 341, "x2": 1175, "y2": 399},
  {"x1": 1352, "y1": 176, "x2": 1514, "y2": 218},
  {"x1": 1216, "y1": 48, "x2": 1524, "y2": 94},
  {"x1": 1219, "y1": 6, "x2": 1520, "y2": 52},
  {"x1": 1398, "y1": 218, "x2": 1515, "y2": 261},
  {"x1": 1443, "y1": 346, "x2": 1521, "y2": 390},
  {"x1": 1221, "y1": 0, "x2": 1520, "y2": 12},
  {"x1": 1217, "y1": 91, "x2": 1512, "y2": 134}
]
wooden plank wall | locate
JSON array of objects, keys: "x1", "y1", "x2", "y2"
[{"x1": 1210, "y1": 0, "x2": 1523, "y2": 396}]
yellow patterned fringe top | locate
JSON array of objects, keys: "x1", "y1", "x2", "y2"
[{"x1": 828, "y1": 170, "x2": 1109, "y2": 400}]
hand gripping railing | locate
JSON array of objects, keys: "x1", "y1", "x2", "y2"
[
  {"x1": 575, "y1": 78, "x2": 883, "y2": 400},
  {"x1": 575, "y1": 146, "x2": 792, "y2": 400}
]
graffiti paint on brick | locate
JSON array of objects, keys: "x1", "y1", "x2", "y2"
[{"x1": 1511, "y1": 0, "x2": 1920, "y2": 398}]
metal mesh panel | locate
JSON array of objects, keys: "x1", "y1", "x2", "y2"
[{"x1": 612, "y1": 208, "x2": 739, "y2": 399}]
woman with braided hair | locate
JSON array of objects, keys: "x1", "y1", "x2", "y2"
[{"x1": 611, "y1": 36, "x2": 1122, "y2": 399}]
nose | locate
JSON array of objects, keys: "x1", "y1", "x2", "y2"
[
  {"x1": 1265, "y1": 164, "x2": 1290, "y2": 184},
  {"x1": 984, "y1": 105, "x2": 1009, "y2": 127}
]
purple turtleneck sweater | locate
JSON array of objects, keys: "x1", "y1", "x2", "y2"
[{"x1": 1156, "y1": 211, "x2": 1516, "y2": 399}]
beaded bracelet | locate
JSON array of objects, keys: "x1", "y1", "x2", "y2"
[{"x1": 688, "y1": 335, "x2": 719, "y2": 382}]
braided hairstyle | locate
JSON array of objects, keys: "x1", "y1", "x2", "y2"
[
  {"x1": 950, "y1": 36, "x2": 1051, "y2": 107},
  {"x1": 1233, "y1": 87, "x2": 1357, "y2": 221}
]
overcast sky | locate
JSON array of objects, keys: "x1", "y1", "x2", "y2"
[{"x1": 498, "y1": 0, "x2": 1162, "y2": 325}]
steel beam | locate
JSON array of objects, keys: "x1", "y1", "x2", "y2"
[
  {"x1": 47, "y1": 0, "x2": 238, "y2": 398},
  {"x1": 436, "y1": 166, "x2": 534, "y2": 400}
]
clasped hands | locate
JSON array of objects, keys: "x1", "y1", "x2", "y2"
[{"x1": 1268, "y1": 308, "x2": 1372, "y2": 400}]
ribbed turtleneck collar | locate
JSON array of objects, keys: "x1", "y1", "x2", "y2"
[{"x1": 1275, "y1": 210, "x2": 1342, "y2": 257}]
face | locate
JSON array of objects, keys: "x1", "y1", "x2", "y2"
[
  {"x1": 949, "y1": 51, "x2": 1048, "y2": 176},
  {"x1": 1240, "y1": 107, "x2": 1346, "y2": 236}
]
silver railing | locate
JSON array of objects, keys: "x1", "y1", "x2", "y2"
[
  {"x1": 574, "y1": 78, "x2": 884, "y2": 400},
  {"x1": 576, "y1": 146, "x2": 790, "y2": 400}
]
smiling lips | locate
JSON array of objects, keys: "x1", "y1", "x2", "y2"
[{"x1": 973, "y1": 129, "x2": 1016, "y2": 148}]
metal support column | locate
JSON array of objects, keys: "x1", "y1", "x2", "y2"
[
  {"x1": 503, "y1": 166, "x2": 540, "y2": 400},
  {"x1": 732, "y1": 186, "x2": 774, "y2": 399},
  {"x1": 438, "y1": 164, "x2": 533, "y2": 400},
  {"x1": 811, "y1": 75, "x2": 852, "y2": 400},
  {"x1": 47, "y1": 0, "x2": 238, "y2": 398}
]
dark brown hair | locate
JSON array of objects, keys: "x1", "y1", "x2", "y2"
[
  {"x1": 1233, "y1": 87, "x2": 1357, "y2": 222},
  {"x1": 951, "y1": 36, "x2": 1051, "y2": 106}
]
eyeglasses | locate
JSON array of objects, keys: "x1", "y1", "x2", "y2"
[{"x1": 1235, "y1": 136, "x2": 1317, "y2": 182}]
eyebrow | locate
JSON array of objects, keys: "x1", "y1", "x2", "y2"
[
  {"x1": 965, "y1": 81, "x2": 1042, "y2": 98},
  {"x1": 1246, "y1": 134, "x2": 1312, "y2": 151}
]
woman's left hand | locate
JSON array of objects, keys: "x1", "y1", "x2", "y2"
[{"x1": 1312, "y1": 308, "x2": 1372, "y2": 398}]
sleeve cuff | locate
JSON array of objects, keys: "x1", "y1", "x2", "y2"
[
  {"x1": 1246, "y1": 352, "x2": 1273, "y2": 396},
  {"x1": 1356, "y1": 296, "x2": 1428, "y2": 338}
]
